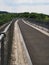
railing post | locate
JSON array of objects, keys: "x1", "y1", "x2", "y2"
[{"x1": 1, "y1": 37, "x2": 4, "y2": 65}]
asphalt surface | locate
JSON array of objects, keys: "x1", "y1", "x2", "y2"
[{"x1": 18, "y1": 19, "x2": 49, "y2": 65}]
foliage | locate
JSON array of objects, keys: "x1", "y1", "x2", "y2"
[
  {"x1": 0, "y1": 13, "x2": 17, "y2": 25},
  {"x1": 0, "y1": 12, "x2": 49, "y2": 26}
]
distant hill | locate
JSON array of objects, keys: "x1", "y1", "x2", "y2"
[{"x1": 0, "y1": 11, "x2": 8, "y2": 14}]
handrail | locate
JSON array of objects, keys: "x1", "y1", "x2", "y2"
[{"x1": 0, "y1": 21, "x2": 12, "y2": 41}]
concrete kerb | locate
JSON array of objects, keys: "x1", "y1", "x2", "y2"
[
  {"x1": 22, "y1": 19, "x2": 49, "y2": 37},
  {"x1": 26, "y1": 20, "x2": 49, "y2": 33}
]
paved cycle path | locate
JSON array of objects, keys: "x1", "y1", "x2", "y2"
[{"x1": 18, "y1": 19, "x2": 49, "y2": 65}]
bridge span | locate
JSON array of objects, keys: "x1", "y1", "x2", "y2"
[{"x1": 0, "y1": 19, "x2": 49, "y2": 65}]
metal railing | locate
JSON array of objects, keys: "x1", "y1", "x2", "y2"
[{"x1": 0, "y1": 19, "x2": 15, "y2": 65}]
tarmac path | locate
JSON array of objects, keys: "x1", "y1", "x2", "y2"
[{"x1": 18, "y1": 19, "x2": 49, "y2": 65}]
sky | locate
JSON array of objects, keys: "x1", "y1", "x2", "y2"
[{"x1": 0, "y1": 0, "x2": 49, "y2": 15}]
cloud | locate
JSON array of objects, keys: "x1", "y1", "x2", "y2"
[
  {"x1": 2, "y1": 0, "x2": 49, "y2": 8},
  {"x1": 32, "y1": 0, "x2": 49, "y2": 3},
  {"x1": 15, "y1": 5, "x2": 49, "y2": 14},
  {"x1": 5, "y1": 0, "x2": 49, "y2": 4},
  {"x1": 0, "y1": 0, "x2": 49, "y2": 15},
  {"x1": 8, "y1": 0, "x2": 33, "y2": 3}
]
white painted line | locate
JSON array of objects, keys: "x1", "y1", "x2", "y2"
[{"x1": 22, "y1": 19, "x2": 49, "y2": 37}]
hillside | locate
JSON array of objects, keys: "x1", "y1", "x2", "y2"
[
  {"x1": 0, "y1": 12, "x2": 49, "y2": 28},
  {"x1": 0, "y1": 11, "x2": 8, "y2": 14}
]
